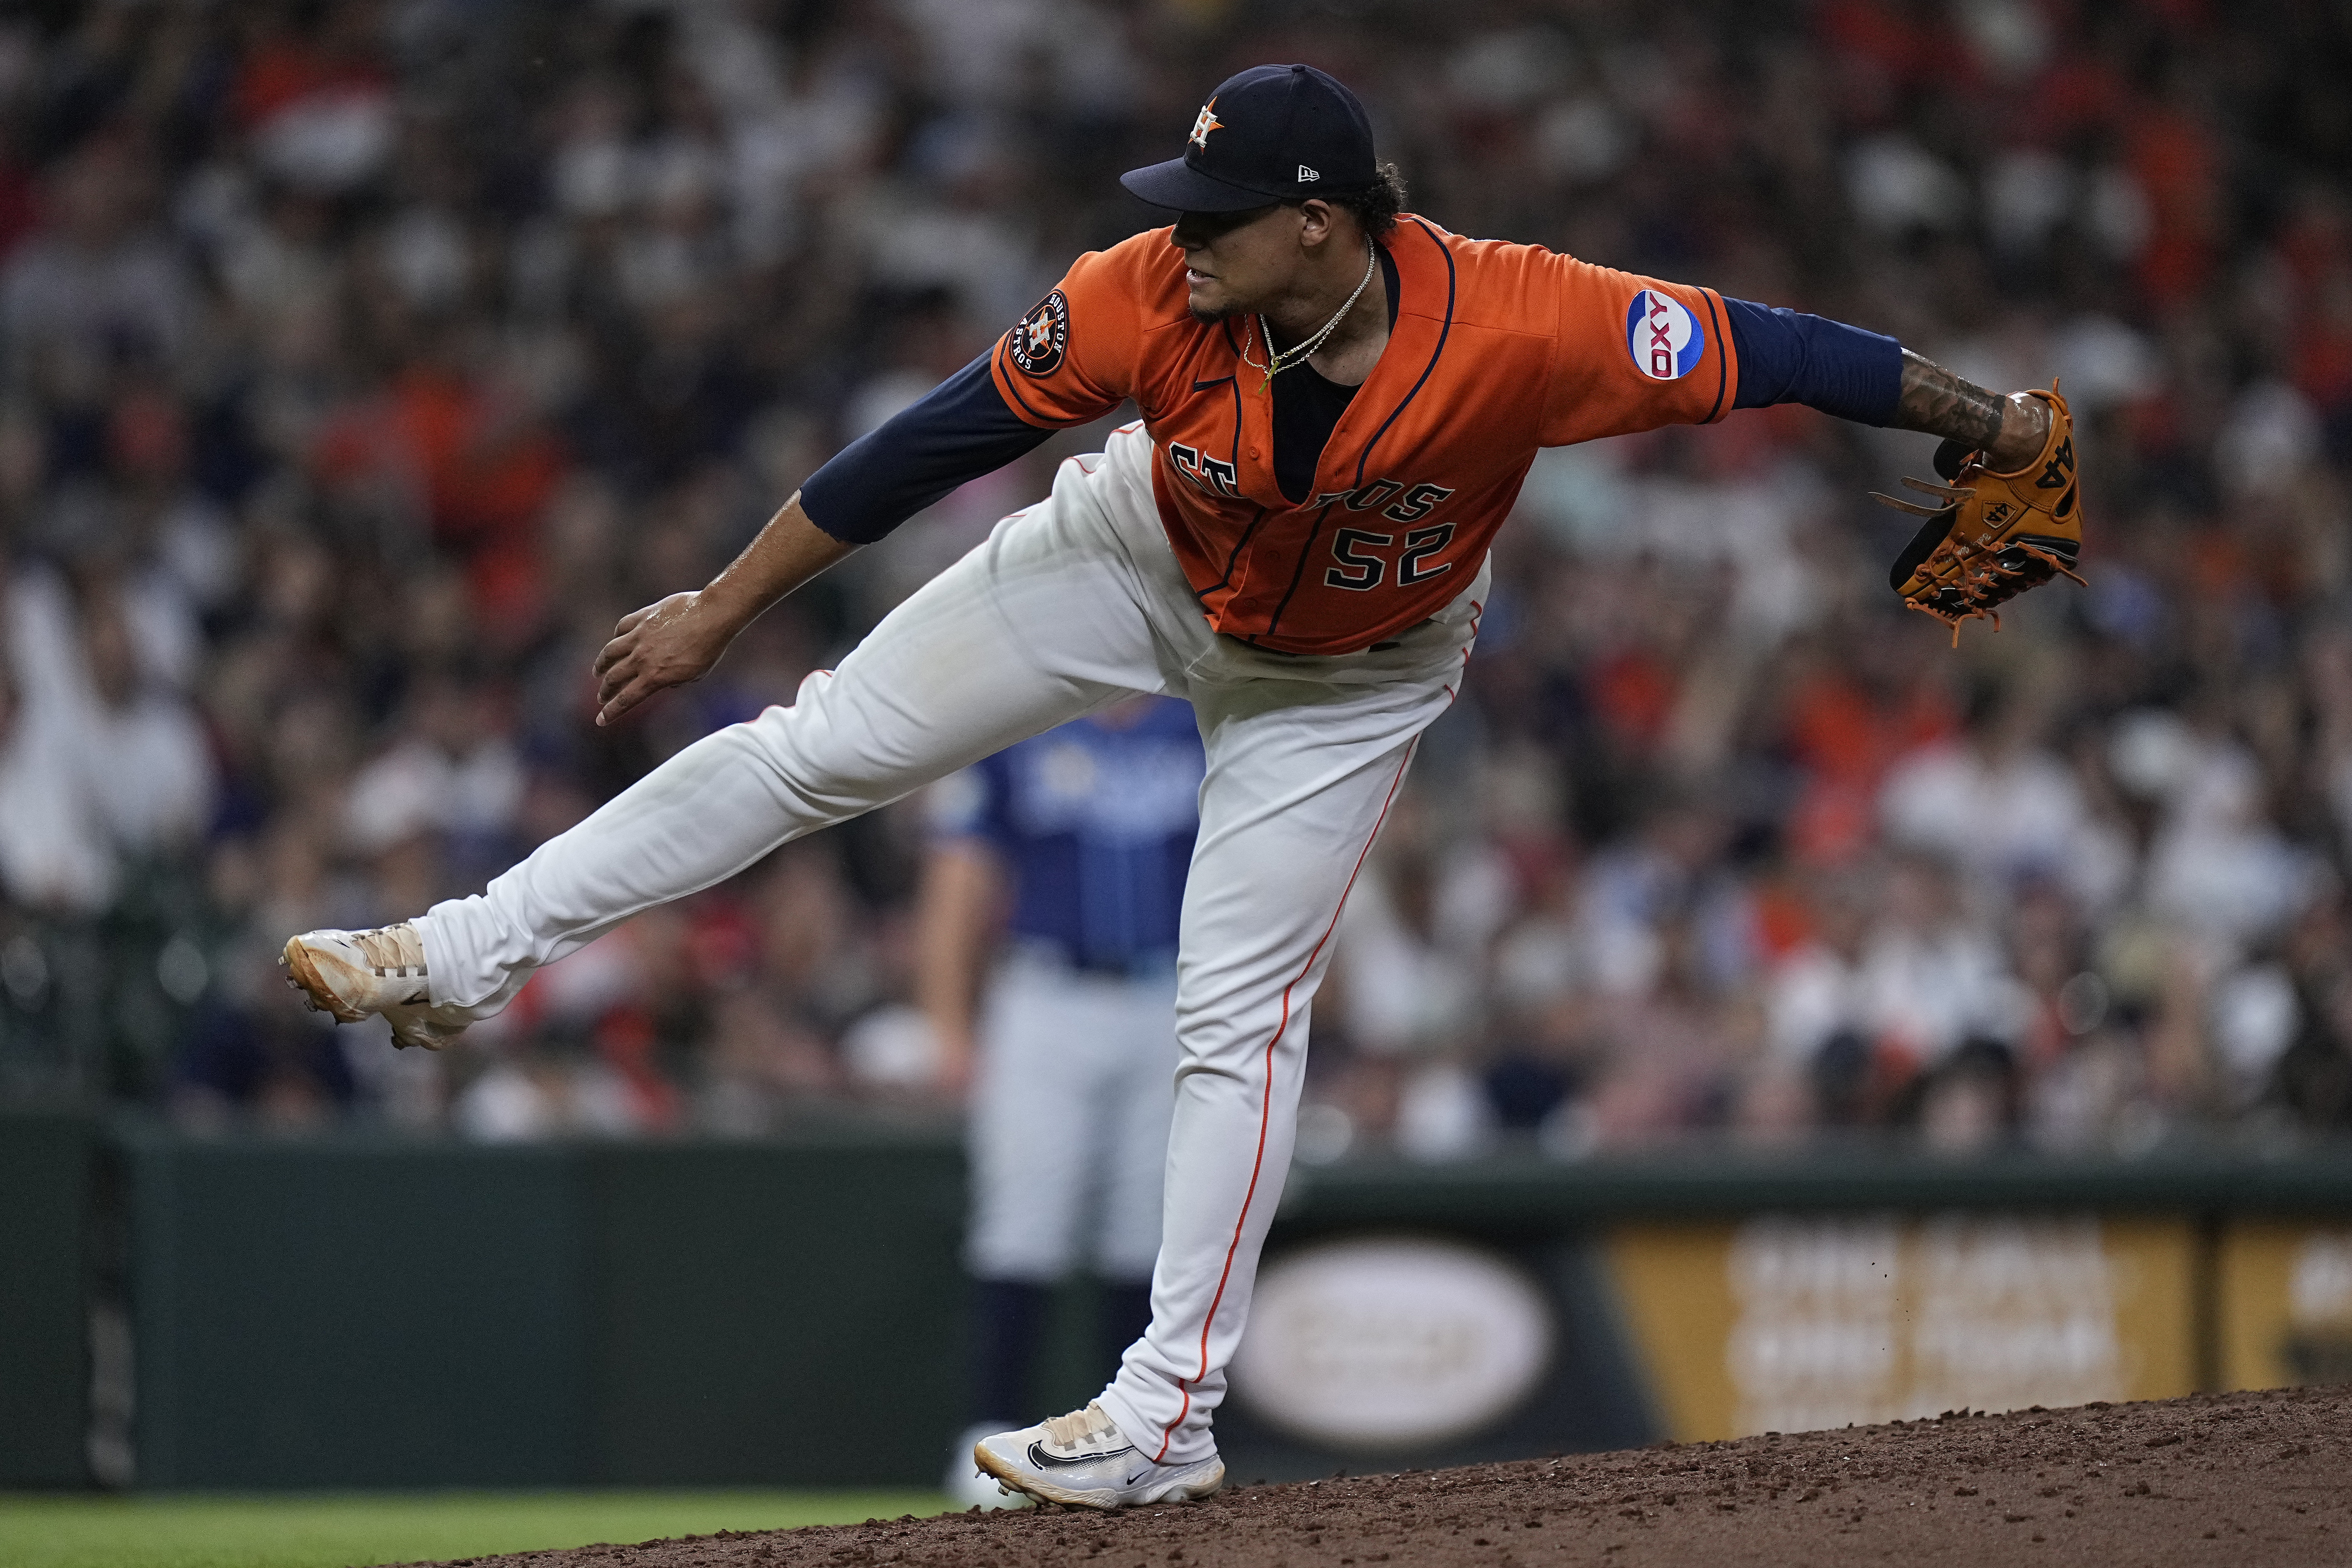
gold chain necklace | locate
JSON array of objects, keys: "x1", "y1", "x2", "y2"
[{"x1": 1239, "y1": 239, "x2": 1378, "y2": 392}]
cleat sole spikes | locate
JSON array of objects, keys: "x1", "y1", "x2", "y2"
[{"x1": 280, "y1": 935, "x2": 369, "y2": 1024}]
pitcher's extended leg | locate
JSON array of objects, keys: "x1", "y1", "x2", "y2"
[{"x1": 415, "y1": 461, "x2": 1176, "y2": 1015}]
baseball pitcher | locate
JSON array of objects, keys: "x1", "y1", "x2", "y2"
[{"x1": 283, "y1": 64, "x2": 2082, "y2": 1508}]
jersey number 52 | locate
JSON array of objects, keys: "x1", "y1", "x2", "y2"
[{"x1": 1325, "y1": 522, "x2": 1455, "y2": 591}]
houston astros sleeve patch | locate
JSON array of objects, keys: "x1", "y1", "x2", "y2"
[{"x1": 1008, "y1": 290, "x2": 1071, "y2": 377}]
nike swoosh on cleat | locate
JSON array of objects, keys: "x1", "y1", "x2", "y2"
[{"x1": 1027, "y1": 1440, "x2": 1136, "y2": 1470}]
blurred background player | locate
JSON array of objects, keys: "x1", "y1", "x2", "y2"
[{"x1": 916, "y1": 696, "x2": 1203, "y2": 1507}]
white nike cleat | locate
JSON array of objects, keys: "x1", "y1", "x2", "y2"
[
  {"x1": 972, "y1": 1402, "x2": 1223, "y2": 1510},
  {"x1": 946, "y1": 1421, "x2": 1031, "y2": 1510},
  {"x1": 280, "y1": 923, "x2": 469, "y2": 1051}
]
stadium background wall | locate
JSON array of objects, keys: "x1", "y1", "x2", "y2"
[
  {"x1": 5, "y1": 1110, "x2": 2351, "y2": 1489},
  {"x1": 0, "y1": 1109, "x2": 94, "y2": 1487}
]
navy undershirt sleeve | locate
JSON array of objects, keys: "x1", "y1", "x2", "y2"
[
  {"x1": 1723, "y1": 298, "x2": 1903, "y2": 427},
  {"x1": 799, "y1": 350, "x2": 1053, "y2": 544}
]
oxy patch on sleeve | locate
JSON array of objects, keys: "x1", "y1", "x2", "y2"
[{"x1": 1625, "y1": 287, "x2": 1704, "y2": 382}]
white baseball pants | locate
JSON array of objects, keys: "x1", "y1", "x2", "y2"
[
  {"x1": 414, "y1": 424, "x2": 1485, "y2": 1464},
  {"x1": 965, "y1": 948, "x2": 1179, "y2": 1285}
]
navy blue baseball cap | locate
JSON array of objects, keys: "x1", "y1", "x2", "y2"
[{"x1": 1121, "y1": 64, "x2": 1377, "y2": 213}]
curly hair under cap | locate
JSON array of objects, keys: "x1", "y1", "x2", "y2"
[
  {"x1": 1337, "y1": 161, "x2": 1407, "y2": 238},
  {"x1": 1288, "y1": 161, "x2": 1407, "y2": 239}
]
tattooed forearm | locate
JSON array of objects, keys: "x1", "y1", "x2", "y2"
[
  {"x1": 1895, "y1": 349, "x2": 2048, "y2": 467},
  {"x1": 1897, "y1": 350, "x2": 2004, "y2": 447}
]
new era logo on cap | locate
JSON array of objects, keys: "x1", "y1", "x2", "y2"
[{"x1": 1121, "y1": 64, "x2": 1376, "y2": 212}]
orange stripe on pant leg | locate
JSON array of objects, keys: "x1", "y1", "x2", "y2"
[{"x1": 1151, "y1": 738, "x2": 1420, "y2": 1462}]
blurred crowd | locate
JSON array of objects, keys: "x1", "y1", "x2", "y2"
[{"x1": 0, "y1": 0, "x2": 2346, "y2": 1156}]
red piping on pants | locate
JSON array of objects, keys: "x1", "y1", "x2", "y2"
[
  {"x1": 1442, "y1": 600, "x2": 1483, "y2": 703},
  {"x1": 1151, "y1": 739, "x2": 1420, "y2": 1462}
]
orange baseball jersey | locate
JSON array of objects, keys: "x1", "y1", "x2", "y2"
[{"x1": 988, "y1": 215, "x2": 1741, "y2": 655}]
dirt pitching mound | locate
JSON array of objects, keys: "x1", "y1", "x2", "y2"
[{"x1": 401, "y1": 1386, "x2": 2350, "y2": 1568}]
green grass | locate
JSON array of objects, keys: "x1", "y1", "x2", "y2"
[{"x1": 0, "y1": 1489, "x2": 957, "y2": 1568}]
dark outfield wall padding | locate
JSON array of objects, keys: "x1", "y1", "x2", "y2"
[
  {"x1": 126, "y1": 1133, "x2": 590, "y2": 1488},
  {"x1": 0, "y1": 1109, "x2": 94, "y2": 1486},
  {"x1": 122, "y1": 1125, "x2": 969, "y2": 1488},
  {"x1": 583, "y1": 1138, "x2": 966, "y2": 1484}
]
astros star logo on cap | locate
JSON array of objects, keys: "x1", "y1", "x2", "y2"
[
  {"x1": 1188, "y1": 98, "x2": 1223, "y2": 151},
  {"x1": 1123, "y1": 65, "x2": 1376, "y2": 213}
]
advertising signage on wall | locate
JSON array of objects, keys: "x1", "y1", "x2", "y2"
[
  {"x1": 1228, "y1": 1237, "x2": 1556, "y2": 1450},
  {"x1": 1603, "y1": 1214, "x2": 2199, "y2": 1441},
  {"x1": 2219, "y1": 1224, "x2": 2352, "y2": 1391}
]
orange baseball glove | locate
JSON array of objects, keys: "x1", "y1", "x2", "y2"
[{"x1": 1876, "y1": 386, "x2": 2084, "y2": 645}]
